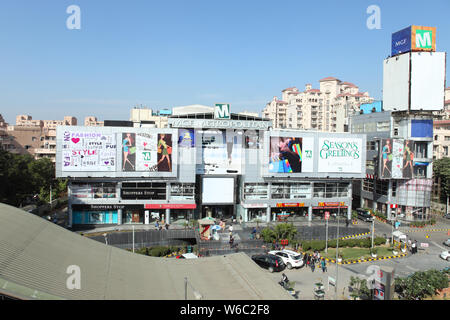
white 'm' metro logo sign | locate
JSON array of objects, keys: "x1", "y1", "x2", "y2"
[
  {"x1": 214, "y1": 103, "x2": 230, "y2": 119},
  {"x1": 416, "y1": 30, "x2": 432, "y2": 48}
]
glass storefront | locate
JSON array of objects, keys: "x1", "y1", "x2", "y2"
[
  {"x1": 171, "y1": 209, "x2": 195, "y2": 224},
  {"x1": 312, "y1": 207, "x2": 348, "y2": 220},
  {"x1": 72, "y1": 211, "x2": 118, "y2": 224},
  {"x1": 271, "y1": 207, "x2": 308, "y2": 221},
  {"x1": 247, "y1": 208, "x2": 267, "y2": 222}
]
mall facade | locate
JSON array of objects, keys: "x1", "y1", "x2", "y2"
[{"x1": 56, "y1": 109, "x2": 366, "y2": 227}]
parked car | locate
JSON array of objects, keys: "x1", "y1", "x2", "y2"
[
  {"x1": 444, "y1": 239, "x2": 450, "y2": 247},
  {"x1": 356, "y1": 208, "x2": 374, "y2": 222},
  {"x1": 251, "y1": 254, "x2": 285, "y2": 273},
  {"x1": 268, "y1": 249, "x2": 304, "y2": 269},
  {"x1": 440, "y1": 250, "x2": 450, "y2": 261}
]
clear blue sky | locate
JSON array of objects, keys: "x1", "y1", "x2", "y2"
[{"x1": 0, "y1": 0, "x2": 449, "y2": 123}]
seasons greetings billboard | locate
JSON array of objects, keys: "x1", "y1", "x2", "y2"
[
  {"x1": 57, "y1": 127, "x2": 177, "y2": 177},
  {"x1": 317, "y1": 138, "x2": 363, "y2": 173}
]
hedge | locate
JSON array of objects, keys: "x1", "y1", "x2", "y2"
[{"x1": 300, "y1": 237, "x2": 386, "y2": 251}]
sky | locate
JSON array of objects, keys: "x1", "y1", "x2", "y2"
[{"x1": 0, "y1": 0, "x2": 449, "y2": 124}]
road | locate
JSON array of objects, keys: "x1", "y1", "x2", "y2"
[{"x1": 266, "y1": 216, "x2": 450, "y2": 300}]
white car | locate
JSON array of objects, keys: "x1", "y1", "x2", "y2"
[
  {"x1": 440, "y1": 250, "x2": 450, "y2": 261},
  {"x1": 268, "y1": 249, "x2": 304, "y2": 269}
]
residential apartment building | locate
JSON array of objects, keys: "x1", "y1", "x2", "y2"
[
  {"x1": 262, "y1": 77, "x2": 373, "y2": 132},
  {"x1": 433, "y1": 120, "x2": 450, "y2": 160},
  {"x1": 5, "y1": 115, "x2": 89, "y2": 162},
  {"x1": 130, "y1": 107, "x2": 171, "y2": 128},
  {"x1": 84, "y1": 116, "x2": 104, "y2": 127}
]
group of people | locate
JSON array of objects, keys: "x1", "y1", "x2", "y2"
[
  {"x1": 154, "y1": 219, "x2": 169, "y2": 230},
  {"x1": 304, "y1": 251, "x2": 327, "y2": 273}
]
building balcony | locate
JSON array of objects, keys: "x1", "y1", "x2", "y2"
[{"x1": 34, "y1": 148, "x2": 56, "y2": 155}]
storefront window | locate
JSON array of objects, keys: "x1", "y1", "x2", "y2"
[
  {"x1": 362, "y1": 179, "x2": 374, "y2": 192},
  {"x1": 124, "y1": 209, "x2": 144, "y2": 224},
  {"x1": 121, "y1": 182, "x2": 166, "y2": 200},
  {"x1": 72, "y1": 211, "x2": 118, "y2": 224},
  {"x1": 313, "y1": 183, "x2": 348, "y2": 198},
  {"x1": 170, "y1": 183, "x2": 195, "y2": 200},
  {"x1": 244, "y1": 183, "x2": 268, "y2": 200},
  {"x1": 248, "y1": 208, "x2": 266, "y2": 222},
  {"x1": 375, "y1": 180, "x2": 389, "y2": 196},
  {"x1": 171, "y1": 209, "x2": 194, "y2": 224},
  {"x1": 71, "y1": 182, "x2": 117, "y2": 199}
]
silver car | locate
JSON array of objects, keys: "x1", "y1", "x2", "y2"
[{"x1": 444, "y1": 239, "x2": 450, "y2": 247}]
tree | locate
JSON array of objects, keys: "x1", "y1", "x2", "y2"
[
  {"x1": 260, "y1": 223, "x2": 297, "y2": 244},
  {"x1": 395, "y1": 269, "x2": 449, "y2": 300},
  {"x1": 433, "y1": 157, "x2": 450, "y2": 203},
  {"x1": 349, "y1": 276, "x2": 371, "y2": 300}
]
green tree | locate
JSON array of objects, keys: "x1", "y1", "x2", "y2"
[
  {"x1": 349, "y1": 276, "x2": 371, "y2": 300},
  {"x1": 433, "y1": 157, "x2": 450, "y2": 203},
  {"x1": 395, "y1": 269, "x2": 449, "y2": 300}
]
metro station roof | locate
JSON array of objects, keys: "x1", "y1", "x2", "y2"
[{"x1": 0, "y1": 203, "x2": 291, "y2": 300}]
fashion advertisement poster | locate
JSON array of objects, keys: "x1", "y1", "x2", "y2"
[
  {"x1": 122, "y1": 132, "x2": 136, "y2": 171},
  {"x1": 403, "y1": 140, "x2": 414, "y2": 178},
  {"x1": 178, "y1": 129, "x2": 195, "y2": 148},
  {"x1": 157, "y1": 133, "x2": 172, "y2": 172},
  {"x1": 269, "y1": 137, "x2": 303, "y2": 173}
]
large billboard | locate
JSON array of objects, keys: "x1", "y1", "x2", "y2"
[
  {"x1": 383, "y1": 51, "x2": 445, "y2": 112},
  {"x1": 57, "y1": 127, "x2": 177, "y2": 177},
  {"x1": 410, "y1": 52, "x2": 446, "y2": 111},
  {"x1": 379, "y1": 139, "x2": 414, "y2": 179},
  {"x1": 61, "y1": 130, "x2": 117, "y2": 171},
  {"x1": 197, "y1": 129, "x2": 242, "y2": 174},
  {"x1": 317, "y1": 138, "x2": 363, "y2": 173},
  {"x1": 268, "y1": 136, "x2": 314, "y2": 173},
  {"x1": 382, "y1": 53, "x2": 410, "y2": 111}
]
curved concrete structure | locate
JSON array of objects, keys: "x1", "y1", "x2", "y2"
[{"x1": 0, "y1": 203, "x2": 291, "y2": 300}]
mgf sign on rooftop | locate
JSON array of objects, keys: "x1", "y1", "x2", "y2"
[
  {"x1": 214, "y1": 103, "x2": 231, "y2": 119},
  {"x1": 391, "y1": 26, "x2": 436, "y2": 56}
]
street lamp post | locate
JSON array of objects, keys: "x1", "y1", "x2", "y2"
[
  {"x1": 371, "y1": 218, "x2": 375, "y2": 249},
  {"x1": 132, "y1": 225, "x2": 135, "y2": 253}
]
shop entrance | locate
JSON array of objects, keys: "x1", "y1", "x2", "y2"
[
  {"x1": 271, "y1": 207, "x2": 309, "y2": 222},
  {"x1": 312, "y1": 207, "x2": 348, "y2": 220},
  {"x1": 202, "y1": 205, "x2": 234, "y2": 221}
]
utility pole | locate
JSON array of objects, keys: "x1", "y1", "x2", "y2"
[
  {"x1": 185, "y1": 277, "x2": 188, "y2": 300},
  {"x1": 325, "y1": 214, "x2": 329, "y2": 253},
  {"x1": 49, "y1": 184, "x2": 52, "y2": 205},
  {"x1": 371, "y1": 218, "x2": 375, "y2": 249}
]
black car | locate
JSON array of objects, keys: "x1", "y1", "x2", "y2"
[
  {"x1": 251, "y1": 254, "x2": 285, "y2": 273},
  {"x1": 356, "y1": 208, "x2": 374, "y2": 222}
]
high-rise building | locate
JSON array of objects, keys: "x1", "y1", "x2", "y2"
[{"x1": 262, "y1": 78, "x2": 373, "y2": 132}]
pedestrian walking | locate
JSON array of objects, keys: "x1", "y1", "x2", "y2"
[
  {"x1": 411, "y1": 240, "x2": 417, "y2": 254},
  {"x1": 310, "y1": 259, "x2": 315, "y2": 272},
  {"x1": 321, "y1": 259, "x2": 327, "y2": 273},
  {"x1": 346, "y1": 219, "x2": 349, "y2": 228},
  {"x1": 229, "y1": 235, "x2": 234, "y2": 248}
]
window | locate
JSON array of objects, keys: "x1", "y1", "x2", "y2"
[
  {"x1": 289, "y1": 183, "x2": 311, "y2": 199},
  {"x1": 121, "y1": 182, "x2": 166, "y2": 200},
  {"x1": 366, "y1": 160, "x2": 375, "y2": 171},
  {"x1": 362, "y1": 179, "x2": 374, "y2": 192},
  {"x1": 377, "y1": 121, "x2": 390, "y2": 132},
  {"x1": 71, "y1": 182, "x2": 117, "y2": 199},
  {"x1": 392, "y1": 181, "x2": 397, "y2": 197},
  {"x1": 445, "y1": 146, "x2": 449, "y2": 156},
  {"x1": 414, "y1": 142, "x2": 428, "y2": 158},
  {"x1": 375, "y1": 180, "x2": 389, "y2": 196},
  {"x1": 364, "y1": 122, "x2": 376, "y2": 132},
  {"x1": 413, "y1": 166, "x2": 426, "y2": 178},
  {"x1": 244, "y1": 183, "x2": 268, "y2": 200},
  {"x1": 445, "y1": 136, "x2": 450, "y2": 141},
  {"x1": 170, "y1": 183, "x2": 195, "y2": 200},
  {"x1": 366, "y1": 141, "x2": 377, "y2": 151},
  {"x1": 271, "y1": 183, "x2": 289, "y2": 199},
  {"x1": 313, "y1": 182, "x2": 348, "y2": 198}
]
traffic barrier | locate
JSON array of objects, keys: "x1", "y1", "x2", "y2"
[
  {"x1": 404, "y1": 228, "x2": 450, "y2": 233},
  {"x1": 320, "y1": 253, "x2": 407, "y2": 265},
  {"x1": 340, "y1": 232, "x2": 371, "y2": 240}
]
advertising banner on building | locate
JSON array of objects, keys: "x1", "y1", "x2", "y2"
[
  {"x1": 391, "y1": 25, "x2": 436, "y2": 56},
  {"x1": 379, "y1": 139, "x2": 414, "y2": 179},
  {"x1": 121, "y1": 132, "x2": 172, "y2": 172},
  {"x1": 61, "y1": 130, "x2": 117, "y2": 171},
  {"x1": 268, "y1": 136, "x2": 314, "y2": 173},
  {"x1": 317, "y1": 138, "x2": 362, "y2": 173},
  {"x1": 198, "y1": 129, "x2": 242, "y2": 174},
  {"x1": 178, "y1": 129, "x2": 195, "y2": 148}
]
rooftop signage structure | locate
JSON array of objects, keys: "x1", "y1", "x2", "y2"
[{"x1": 391, "y1": 25, "x2": 436, "y2": 56}]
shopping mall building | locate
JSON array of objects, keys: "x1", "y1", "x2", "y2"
[{"x1": 56, "y1": 106, "x2": 366, "y2": 228}]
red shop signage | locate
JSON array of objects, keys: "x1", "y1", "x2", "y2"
[
  {"x1": 145, "y1": 204, "x2": 197, "y2": 209},
  {"x1": 276, "y1": 203, "x2": 305, "y2": 208},
  {"x1": 318, "y1": 202, "x2": 345, "y2": 207}
]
